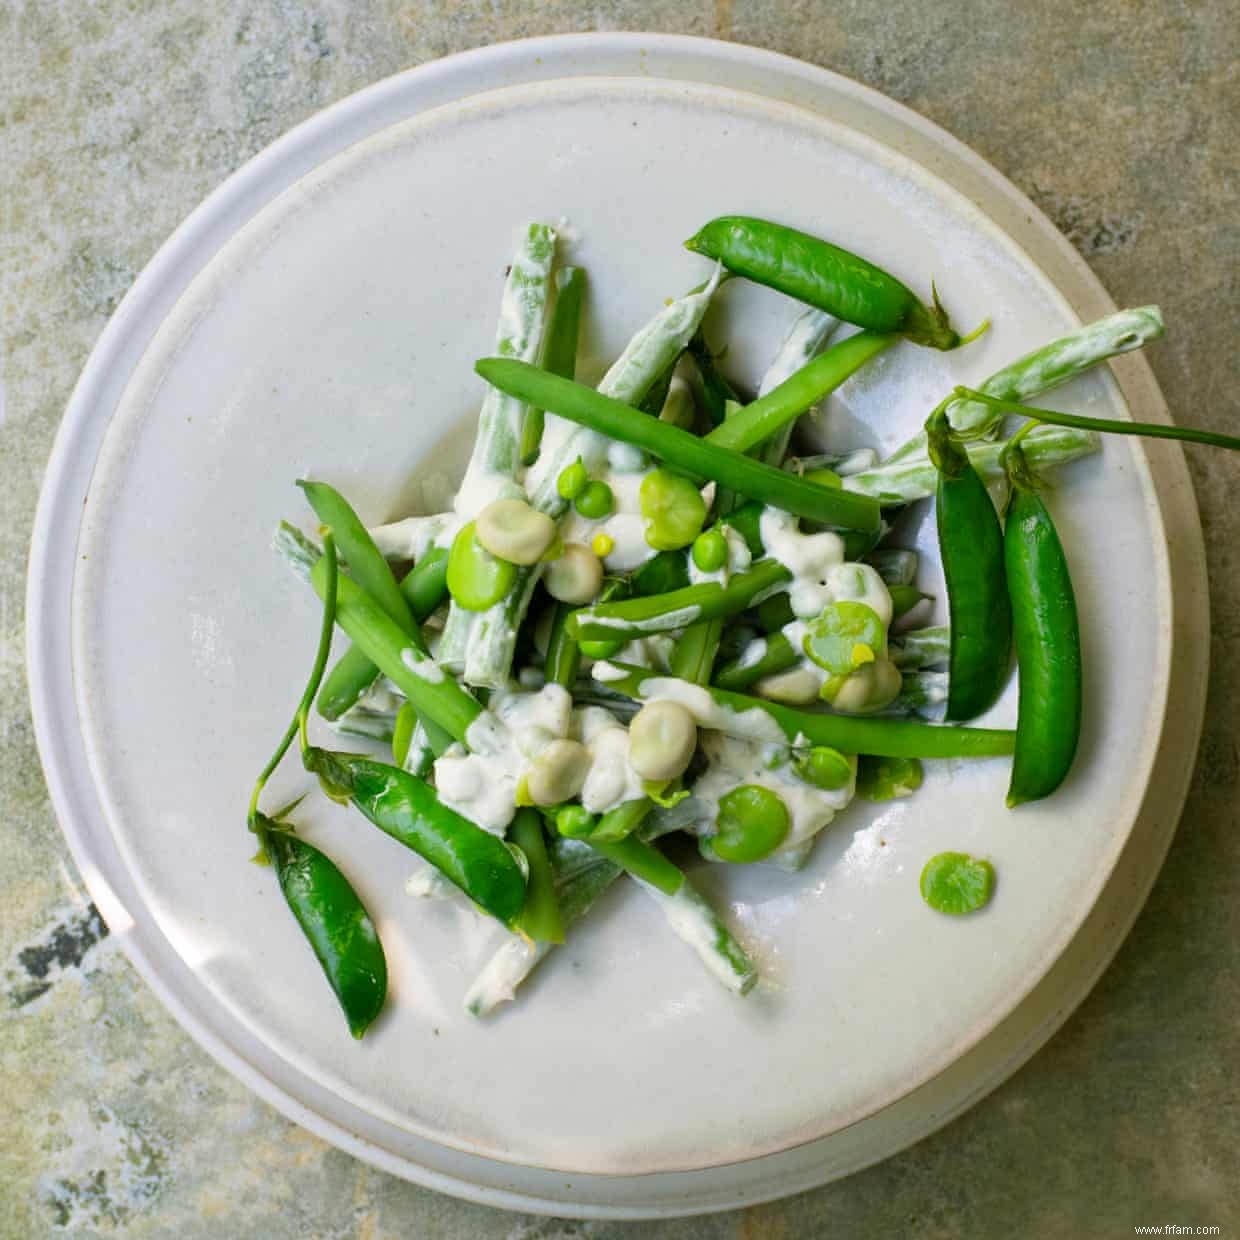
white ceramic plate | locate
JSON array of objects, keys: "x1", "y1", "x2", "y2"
[{"x1": 29, "y1": 35, "x2": 1206, "y2": 1217}]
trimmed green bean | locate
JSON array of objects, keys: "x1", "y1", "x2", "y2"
[
  {"x1": 476, "y1": 358, "x2": 883, "y2": 533},
  {"x1": 522, "y1": 265, "x2": 585, "y2": 465},
  {"x1": 594, "y1": 661, "x2": 1015, "y2": 758},
  {"x1": 511, "y1": 809, "x2": 564, "y2": 943}
]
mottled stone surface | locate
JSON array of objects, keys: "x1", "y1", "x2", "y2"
[{"x1": 2, "y1": 2, "x2": 1238, "y2": 1236}]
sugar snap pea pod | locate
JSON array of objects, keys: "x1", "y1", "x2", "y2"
[
  {"x1": 248, "y1": 532, "x2": 388, "y2": 1039},
  {"x1": 569, "y1": 558, "x2": 791, "y2": 643},
  {"x1": 259, "y1": 818, "x2": 387, "y2": 1039},
  {"x1": 842, "y1": 424, "x2": 1099, "y2": 504},
  {"x1": 592, "y1": 661, "x2": 1015, "y2": 759},
  {"x1": 477, "y1": 359, "x2": 882, "y2": 532},
  {"x1": 303, "y1": 748, "x2": 528, "y2": 927},
  {"x1": 926, "y1": 404, "x2": 1012, "y2": 721},
  {"x1": 886, "y1": 306, "x2": 1166, "y2": 462},
  {"x1": 1001, "y1": 432, "x2": 1083, "y2": 806},
  {"x1": 510, "y1": 809, "x2": 564, "y2": 943},
  {"x1": 522, "y1": 265, "x2": 585, "y2": 465},
  {"x1": 685, "y1": 215, "x2": 972, "y2": 350},
  {"x1": 706, "y1": 331, "x2": 895, "y2": 455},
  {"x1": 317, "y1": 547, "x2": 449, "y2": 721}
]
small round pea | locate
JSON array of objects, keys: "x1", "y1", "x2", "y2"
[
  {"x1": 544, "y1": 543, "x2": 603, "y2": 604},
  {"x1": 556, "y1": 459, "x2": 588, "y2": 501},
  {"x1": 691, "y1": 528, "x2": 728, "y2": 574},
  {"x1": 525, "y1": 739, "x2": 591, "y2": 807},
  {"x1": 920, "y1": 851, "x2": 995, "y2": 915},
  {"x1": 554, "y1": 804, "x2": 597, "y2": 838},
  {"x1": 640, "y1": 468, "x2": 707, "y2": 551},
  {"x1": 591, "y1": 532, "x2": 615, "y2": 558},
  {"x1": 475, "y1": 498, "x2": 557, "y2": 566},
  {"x1": 794, "y1": 746, "x2": 853, "y2": 791},
  {"x1": 627, "y1": 700, "x2": 698, "y2": 782},
  {"x1": 706, "y1": 785, "x2": 790, "y2": 863},
  {"x1": 574, "y1": 480, "x2": 615, "y2": 520}
]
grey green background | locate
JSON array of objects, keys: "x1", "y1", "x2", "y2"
[{"x1": 3, "y1": 3, "x2": 1237, "y2": 1236}]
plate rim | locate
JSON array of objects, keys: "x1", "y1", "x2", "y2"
[{"x1": 26, "y1": 32, "x2": 1208, "y2": 1217}]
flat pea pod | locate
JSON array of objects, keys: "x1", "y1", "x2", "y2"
[
  {"x1": 927, "y1": 408, "x2": 1012, "y2": 720},
  {"x1": 447, "y1": 520, "x2": 517, "y2": 611},
  {"x1": 1002, "y1": 444, "x2": 1082, "y2": 806},
  {"x1": 685, "y1": 216, "x2": 966, "y2": 351},
  {"x1": 303, "y1": 748, "x2": 528, "y2": 928},
  {"x1": 523, "y1": 265, "x2": 585, "y2": 465},
  {"x1": 260, "y1": 816, "x2": 387, "y2": 1039},
  {"x1": 920, "y1": 850, "x2": 995, "y2": 915}
]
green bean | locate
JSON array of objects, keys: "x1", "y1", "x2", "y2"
[
  {"x1": 391, "y1": 702, "x2": 416, "y2": 768},
  {"x1": 706, "y1": 332, "x2": 895, "y2": 455},
  {"x1": 635, "y1": 877, "x2": 757, "y2": 995},
  {"x1": 590, "y1": 796, "x2": 652, "y2": 844},
  {"x1": 522, "y1": 265, "x2": 585, "y2": 465},
  {"x1": 754, "y1": 590, "x2": 796, "y2": 633},
  {"x1": 317, "y1": 547, "x2": 449, "y2": 721},
  {"x1": 842, "y1": 424, "x2": 1099, "y2": 504},
  {"x1": 926, "y1": 405, "x2": 1012, "y2": 721},
  {"x1": 594, "y1": 662, "x2": 1015, "y2": 758},
  {"x1": 569, "y1": 558, "x2": 790, "y2": 643},
  {"x1": 544, "y1": 601, "x2": 582, "y2": 689},
  {"x1": 476, "y1": 359, "x2": 883, "y2": 532},
  {"x1": 511, "y1": 809, "x2": 564, "y2": 943},
  {"x1": 632, "y1": 549, "x2": 692, "y2": 596},
  {"x1": 713, "y1": 633, "x2": 797, "y2": 692},
  {"x1": 887, "y1": 306, "x2": 1166, "y2": 462},
  {"x1": 307, "y1": 551, "x2": 483, "y2": 745},
  {"x1": 685, "y1": 215, "x2": 970, "y2": 350},
  {"x1": 303, "y1": 748, "x2": 527, "y2": 927},
  {"x1": 952, "y1": 386, "x2": 1240, "y2": 453},
  {"x1": 670, "y1": 616, "x2": 725, "y2": 688},
  {"x1": 586, "y1": 834, "x2": 684, "y2": 896},
  {"x1": 1001, "y1": 432, "x2": 1082, "y2": 806}
]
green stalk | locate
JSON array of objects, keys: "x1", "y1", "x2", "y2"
[
  {"x1": 952, "y1": 386, "x2": 1240, "y2": 452},
  {"x1": 594, "y1": 661, "x2": 1014, "y2": 759},
  {"x1": 477, "y1": 358, "x2": 882, "y2": 532}
]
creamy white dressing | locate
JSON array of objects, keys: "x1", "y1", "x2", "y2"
[
  {"x1": 628, "y1": 675, "x2": 787, "y2": 745},
  {"x1": 432, "y1": 685, "x2": 650, "y2": 829},
  {"x1": 736, "y1": 636, "x2": 768, "y2": 670},
  {"x1": 400, "y1": 647, "x2": 445, "y2": 683},
  {"x1": 555, "y1": 468, "x2": 657, "y2": 573},
  {"x1": 613, "y1": 635, "x2": 675, "y2": 672},
  {"x1": 759, "y1": 507, "x2": 893, "y2": 623},
  {"x1": 607, "y1": 441, "x2": 647, "y2": 473},
  {"x1": 691, "y1": 733, "x2": 855, "y2": 851},
  {"x1": 367, "y1": 513, "x2": 455, "y2": 561}
]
